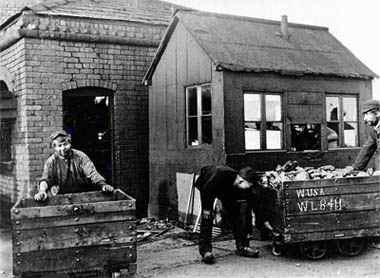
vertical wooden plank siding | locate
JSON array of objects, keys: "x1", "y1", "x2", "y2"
[
  {"x1": 166, "y1": 29, "x2": 178, "y2": 151},
  {"x1": 176, "y1": 23, "x2": 188, "y2": 150}
]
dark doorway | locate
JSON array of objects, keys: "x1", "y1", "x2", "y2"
[{"x1": 63, "y1": 88, "x2": 113, "y2": 184}]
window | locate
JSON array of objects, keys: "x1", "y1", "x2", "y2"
[
  {"x1": 186, "y1": 84, "x2": 212, "y2": 146},
  {"x1": 0, "y1": 119, "x2": 13, "y2": 162},
  {"x1": 244, "y1": 93, "x2": 283, "y2": 150},
  {"x1": 326, "y1": 95, "x2": 358, "y2": 148},
  {"x1": 291, "y1": 124, "x2": 321, "y2": 151}
]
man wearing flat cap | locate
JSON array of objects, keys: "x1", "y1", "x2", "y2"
[
  {"x1": 194, "y1": 165, "x2": 272, "y2": 264},
  {"x1": 34, "y1": 130, "x2": 114, "y2": 201},
  {"x1": 344, "y1": 99, "x2": 380, "y2": 175}
]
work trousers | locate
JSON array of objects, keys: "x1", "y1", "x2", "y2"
[{"x1": 199, "y1": 199, "x2": 249, "y2": 256}]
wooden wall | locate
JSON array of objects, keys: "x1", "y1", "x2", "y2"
[
  {"x1": 223, "y1": 71, "x2": 374, "y2": 171},
  {"x1": 148, "y1": 22, "x2": 225, "y2": 218}
]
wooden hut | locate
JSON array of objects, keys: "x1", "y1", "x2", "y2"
[{"x1": 143, "y1": 10, "x2": 378, "y2": 218}]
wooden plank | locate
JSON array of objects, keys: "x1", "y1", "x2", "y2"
[
  {"x1": 12, "y1": 200, "x2": 135, "y2": 219},
  {"x1": 284, "y1": 181, "x2": 380, "y2": 199},
  {"x1": 13, "y1": 221, "x2": 136, "y2": 252},
  {"x1": 13, "y1": 242, "x2": 136, "y2": 275},
  {"x1": 287, "y1": 104, "x2": 322, "y2": 123},
  {"x1": 282, "y1": 175, "x2": 380, "y2": 190},
  {"x1": 284, "y1": 227, "x2": 380, "y2": 244},
  {"x1": 14, "y1": 190, "x2": 133, "y2": 209},
  {"x1": 285, "y1": 210, "x2": 380, "y2": 234},
  {"x1": 287, "y1": 91, "x2": 323, "y2": 105},
  {"x1": 286, "y1": 192, "x2": 380, "y2": 215},
  {"x1": 12, "y1": 211, "x2": 135, "y2": 230}
]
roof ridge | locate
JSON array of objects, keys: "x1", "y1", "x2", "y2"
[{"x1": 176, "y1": 9, "x2": 329, "y2": 31}]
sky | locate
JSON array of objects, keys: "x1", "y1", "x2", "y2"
[{"x1": 168, "y1": 0, "x2": 380, "y2": 100}]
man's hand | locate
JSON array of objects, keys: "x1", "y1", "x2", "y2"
[
  {"x1": 34, "y1": 191, "x2": 48, "y2": 201},
  {"x1": 343, "y1": 166, "x2": 354, "y2": 176},
  {"x1": 101, "y1": 184, "x2": 114, "y2": 193}
]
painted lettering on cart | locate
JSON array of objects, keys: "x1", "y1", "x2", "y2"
[
  {"x1": 297, "y1": 198, "x2": 342, "y2": 212},
  {"x1": 295, "y1": 188, "x2": 343, "y2": 213}
]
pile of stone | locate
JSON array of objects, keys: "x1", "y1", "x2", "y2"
[{"x1": 260, "y1": 161, "x2": 371, "y2": 190}]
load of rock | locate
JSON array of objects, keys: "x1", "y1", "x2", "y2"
[{"x1": 260, "y1": 161, "x2": 373, "y2": 190}]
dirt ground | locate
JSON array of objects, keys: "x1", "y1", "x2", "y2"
[{"x1": 1, "y1": 227, "x2": 380, "y2": 278}]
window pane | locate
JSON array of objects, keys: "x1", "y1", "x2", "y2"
[
  {"x1": 202, "y1": 116, "x2": 212, "y2": 144},
  {"x1": 326, "y1": 97, "x2": 339, "y2": 121},
  {"x1": 201, "y1": 85, "x2": 211, "y2": 115},
  {"x1": 344, "y1": 122, "x2": 358, "y2": 147},
  {"x1": 244, "y1": 94, "x2": 261, "y2": 121},
  {"x1": 327, "y1": 123, "x2": 339, "y2": 149},
  {"x1": 343, "y1": 97, "x2": 357, "y2": 121},
  {"x1": 245, "y1": 122, "x2": 260, "y2": 150},
  {"x1": 188, "y1": 117, "x2": 198, "y2": 146},
  {"x1": 291, "y1": 124, "x2": 320, "y2": 151},
  {"x1": 187, "y1": 87, "x2": 198, "y2": 116},
  {"x1": 266, "y1": 95, "x2": 281, "y2": 121},
  {"x1": 266, "y1": 122, "x2": 282, "y2": 149}
]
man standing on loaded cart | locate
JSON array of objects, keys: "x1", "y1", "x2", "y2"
[
  {"x1": 194, "y1": 165, "x2": 276, "y2": 264},
  {"x1": 344, "y1": 99, "x2": 380, "y2": 175},
  {"x1": 34, "y1": 130, "x2": 114, "y2": 201}
]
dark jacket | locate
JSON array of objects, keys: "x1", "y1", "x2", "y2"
[
  {"x1": 194, "y1": 165, "x2": 268, "y2": 222},
  {"x1": 353, "y1": 128, "x2": 380, "y2": 170}
]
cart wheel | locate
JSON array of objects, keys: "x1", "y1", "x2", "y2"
[
  {"x1": 300, "y1": 241, "x2": 328, "y2": 260},
  {"x1": 337, "y1": 238, "x2": 366, "y2": 256}
]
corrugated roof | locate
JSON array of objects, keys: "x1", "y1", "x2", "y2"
[{"x1": 144, "y1": 10, "x2": 377, "y2": 81}]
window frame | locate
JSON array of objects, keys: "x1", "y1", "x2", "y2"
[
  {"x1": 325, "y1": 94, "x2": 359, "y2": 149},
  {"x1": 185, "y1": 83, "x2": 212, "y2": 148},
  {"x1": 244, "y1": 92, "x2": 284, "y2": 151}
]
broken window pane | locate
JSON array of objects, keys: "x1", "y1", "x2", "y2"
[
  {"x1": 327, "y1": 123, "x2": 339, "y2": 149},
  {"x1": 326, "y1": 97, "x2": 339, "y2": 121},
  {"x1": 245, "y1": 122, "x2": 261, "y2": 150},
  {"x1": 291, "y1": 124, "x2": 321, "y2": 151}
]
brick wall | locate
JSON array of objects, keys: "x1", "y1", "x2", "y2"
[
  {"x1": 0, "y1": 13, "x2": 167, "y2": 220},
  {"x1": 0, "y1": 39, "x2": 29, "y2": 226}
]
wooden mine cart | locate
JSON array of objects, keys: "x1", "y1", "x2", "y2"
[
  {"x1": 264, "y1": 175, "x2": 380, "y2": 259},
  {"x1": 11, "y1": 189, "x2": 136, "y2": 277}
]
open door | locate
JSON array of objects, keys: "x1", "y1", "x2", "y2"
[{"x1": 63, "y1": 88, "x2": 113, "y2": 184}]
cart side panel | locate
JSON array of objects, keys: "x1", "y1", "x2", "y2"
[
  {"x1": 11, "y1": 190, "x2": 137, "y2": 276},
  {"x1": 282, "y1": 176, "x2": 380, "y2": 243}
]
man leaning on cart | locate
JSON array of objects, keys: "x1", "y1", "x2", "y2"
[
  {"x1": 344, "y1": 99, "x2": 380, "y2": 176},
  {"x1": 34, "y1": 130, "x2": 114, "y2": 201}
]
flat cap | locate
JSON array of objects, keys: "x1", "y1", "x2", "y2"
[
  {"x1": 238, "y1": 167, "x2": 258, "y2": 184},
  {"x1": 50, "y1": 130, "x2": 68, "y2": 142},
  {"x1": 362, "y1": 99, "x2": 380, "y2": 114}
]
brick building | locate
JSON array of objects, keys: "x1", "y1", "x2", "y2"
[{"x1": 0, "y1": 0, "x2": 180, "y2": 225}]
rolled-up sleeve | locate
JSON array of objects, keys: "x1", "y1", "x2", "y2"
[
  {"x1": 353, "y1": 131, "x2": 378, "y2": 170},
  {"x1": 80, "y1": 153, "x2": 106, "y2": 189},
  {"x1": 39, "y1": 156, "x2": 56, "y2": 189}
]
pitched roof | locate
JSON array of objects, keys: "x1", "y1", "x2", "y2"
[
  {"x1": 1, "y1": 0, "x2": 187, "y2": 28},
  {"x1": 144, "y1": 10, "x2": 378, "y2": 82}
]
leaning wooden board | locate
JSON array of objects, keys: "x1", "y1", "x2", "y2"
[
  {"x1": 11, "y1": 189, "x2": 136, "y2": 277},
  {"x1": 265, "y1": 175, "x2": 380, "y2": 244}
]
